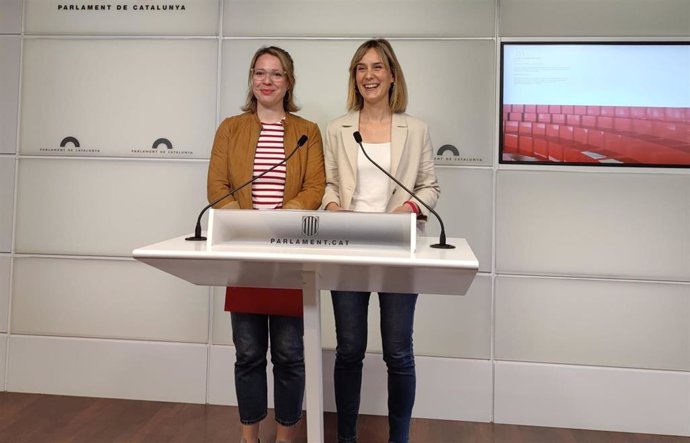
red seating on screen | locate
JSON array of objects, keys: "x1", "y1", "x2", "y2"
[
  {"x1": 502, "y1": 104, "x2": 690, "y2": 164},
  {"x1": 519, "y1": 122, "x2": 532, "y2": 135},
  {"x1": 552, "y1": 114, "x2": 566, "y2": 124}
]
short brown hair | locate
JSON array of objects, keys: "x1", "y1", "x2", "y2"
[
  {"x1": 346, "y1": 39, "x2": 408, "y2": 113},
  {"x1": 242, "y1": 46, "x2": 300, "y2": 113}
]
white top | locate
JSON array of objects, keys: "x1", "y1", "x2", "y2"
[{"x1": 350, "y1": 142, "x2": 391, "y2": 213}]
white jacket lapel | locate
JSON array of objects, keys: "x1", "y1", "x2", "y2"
[
  {"x1": 390, "y1": 113, "x2": 408, "y2": 178},
  {"x1": 339, "y1": 111, "x2": 360, "y2": 179}
]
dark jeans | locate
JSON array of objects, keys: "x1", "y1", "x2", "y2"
[
  {"x1": 231, "y1": 312, "x2": 304, "y2": 426},
  {"x1": 331, "y1": 291, "x2": 418, "y2": 443}
]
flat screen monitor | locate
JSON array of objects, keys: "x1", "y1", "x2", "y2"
[{"x1": 500, "y1": 42, "x2": 690, "y2": 167}]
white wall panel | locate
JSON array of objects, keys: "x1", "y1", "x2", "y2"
[
  {"x1": 224, "y1": 0, "x2": 494, "y2": 38},
  {"x1": 211, "y1": 286, "x2": 231, "y2": 345},
  {"x1": 12, "y1": 257, "x2": 209, "y2": 342},
  {"x1": 499, "y1": 0, "x2": 690, "y2": 37},
  {"x1": 20, "y1": 39, "x2": 217, "y2": 158},
  {"x1": 25, "y1": 0, "x2": 219, "y2": 36},
  {"x1": 207, "y1": 344, "x2": 237, "y2": 405},
  {"x1": 496, "y1": 276, "x2": 690, "y2": 371},
  {"x1": 0, "y1": 36, "x2": 20, "y2": 154},
  {"x1": 413, "y1": 355, "x2": 491, "y2": 422},
  {"x1": 398, "y1": 41, "x2": 495, "y2": 166},
  {"x1": 0, "y1": 0, "x2": 22, "y2": 34},
  {"x1": 495, "y1": 361, "x2": 690, "y2": 436},
  {"x1": 0, "y1": 157, "x2": 15, "y2": 252},
  {"x1": 496, "y1": 171, "x2": 690, "y2": 281},
  {"x1": 222, "y1": 39, "x2": 495, "y2": 166},
  {"x1": 0, "y1": 256, "x2": 10, "y2": 333},
  {"x1": 318, "y1": 275, "x2": 491, "y2": 359},
  {"x1": 427, "y1": 167, "x2": 492, "y2": 271},
  {"x1": 7, "y1": 335, "x2": 208, "y2": 403},
  {"x1": 209, "y1": 345, "x2": 492, "y2": 422},
  {"x1": 15, "y1": 158, "x2": 208, "y2": 256},
  {"x1": 413, "y1": 275, "x2": 491, "y2": 359}
]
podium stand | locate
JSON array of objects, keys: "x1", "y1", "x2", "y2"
[{"x1": 133, "y1": 209, "x2": 478, "y2": 442}]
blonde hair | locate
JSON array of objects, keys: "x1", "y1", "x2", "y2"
[
  {"x1": 242, "y1": 46, "x2": 299, "y2": 113},
  {"x1": 346, "y1": 39, "x2": 408, "y2": 113}
]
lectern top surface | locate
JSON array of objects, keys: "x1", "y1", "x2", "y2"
[{"x1": 133, "y1": 235, "x2": 478, "y2": 270}]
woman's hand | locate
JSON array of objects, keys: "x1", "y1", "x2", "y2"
[
  {"x1": 325, "y1": 202, "x2": 345, "y2": 211},
  {"x1": 391, "y1": 204, "x2": 414, "y2": 214}
]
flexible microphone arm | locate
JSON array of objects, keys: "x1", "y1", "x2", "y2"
[
  {"x1": 185, "y1": 134, "x2": 309, "y2": 241},
  {"x1": 353, "y1": 131, "x2": 454, "y2": 249}
]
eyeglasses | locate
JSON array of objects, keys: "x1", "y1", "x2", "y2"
[{"x1": 252, "y1": 69, "x2": 286, "y2": 82}]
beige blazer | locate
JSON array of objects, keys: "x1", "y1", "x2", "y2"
[{"x1": 322, "y1": 111, "x2": 440, "y2": 217}]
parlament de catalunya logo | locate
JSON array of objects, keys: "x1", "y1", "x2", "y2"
[
  {"x1": 434, "y1": 144, "x2": 483, "y2": 164},
  {"x1": 301, "y1": 215, "x2": 319, "y2": 237},
  {"x1": 57, "y1": 3, "x2": 187, "y2": 12},
  {"x1": 38, "y1": 136, "x2": 192, "y2": 156},
  {"x1": 39, "y1": 136, "x2": 101, "y2": 153},
  {"x1": 131, "y1": 137, "x2": 193, "y2": 155}
]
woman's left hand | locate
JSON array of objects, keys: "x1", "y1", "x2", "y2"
[{"x1": 391, "y1": 205, "x2": 414, "y2": 214}]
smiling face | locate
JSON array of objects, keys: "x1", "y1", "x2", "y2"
[
  {"x1": 251, "y1": 53, "x2": 289, "y2": 112},
  {"x1": 354, "y1": 48, "x2": 394, "y2": 109}
]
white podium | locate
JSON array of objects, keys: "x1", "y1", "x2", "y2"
[{"x1": 133, "y1": 209, "x2": 478, "y2": 442}]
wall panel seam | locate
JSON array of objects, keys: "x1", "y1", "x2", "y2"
[
  {"x1": 494, "y1": 359, "x2": 690, "y2": 375},
  {"x1": 495, "y1": 272, "x2": 690, "y2": 285}
]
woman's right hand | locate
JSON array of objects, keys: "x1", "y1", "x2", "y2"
[{"x1": 325, "y1": 202, "x2": 344, "y2": 211}]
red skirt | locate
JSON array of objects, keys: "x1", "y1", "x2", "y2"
[{"x1": 225, "y1": 287, "x2": 303, "y2": 317}]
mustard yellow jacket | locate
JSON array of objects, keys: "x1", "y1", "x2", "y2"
[{"x1": 207, "y1": 112, "x2": 325, "y2": 210}]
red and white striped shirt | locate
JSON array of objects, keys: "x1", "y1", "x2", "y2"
[{"x1": 252, "y1": 122, "x2": 286, "y2": 210}]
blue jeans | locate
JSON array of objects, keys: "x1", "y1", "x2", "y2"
[
  {"x1": 331, "y1": 291, "x2": 418, "y2": 443},
  {"x1": 231, "y1": 312, "x2": 304, "y2": 426}
]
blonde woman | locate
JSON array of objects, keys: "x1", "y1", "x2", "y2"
[{"x1": 322, "y1": 39, "x2": 440, "y2": 443}]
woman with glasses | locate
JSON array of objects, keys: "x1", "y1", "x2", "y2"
[
  {"x1": 207, "y1": 46, "x2": 325, "y2": 443},
  {"x1": 322, "y1": 39, "x2": 440, "y2": 443}
]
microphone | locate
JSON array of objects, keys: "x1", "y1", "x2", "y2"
[
  {"x1": 353, "y1": 131, "x2": 454, "y2": 249},
  {"x1": 185, "y1": 134, "x2": 309, "y2": 241}
]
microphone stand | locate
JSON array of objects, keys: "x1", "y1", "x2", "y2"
[
  {"x1": 353, "y1": 131, "x2": 454, "y2": 249},
  {"x1": 186, "y1": 134, "x2": 308, "y2": 241}
]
